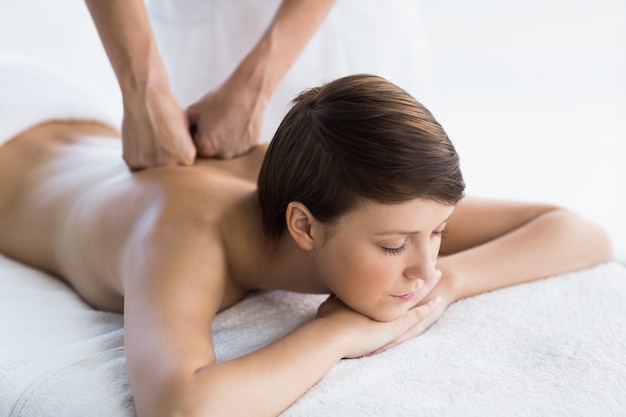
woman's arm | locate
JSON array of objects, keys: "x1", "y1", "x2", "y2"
[
  {"x1": 188, "y1": 0, "x2": 336, "y2": 158},
  {"x1": 437, "y1": 197, "x2": 614, "y2": 301},
  {"x1": 124, "y1": 208, "x2": 440, "y2": 417},
  {"x1": 85, "y1": 0, "x2": 196, "y2": 169}
]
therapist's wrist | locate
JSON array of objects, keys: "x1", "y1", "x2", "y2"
[
  {"x1": 121, "y1": 68, "x2": 175, "y2": 111},
  {"x1": 233, "y1": 36, "x2": 286, "y2": 104},
  {"x1": 116, "y1": 47, "x2": 171, "y2": 98}
]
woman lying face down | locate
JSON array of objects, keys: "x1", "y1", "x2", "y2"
[{"x1": 0, "y1": 74, "x2": 613, "y2": 417}]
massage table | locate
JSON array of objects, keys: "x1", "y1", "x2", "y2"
[{"x1": 1, "y1": 56, "x2": 625, "y2": 417}]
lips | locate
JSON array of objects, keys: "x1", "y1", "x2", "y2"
[{"x1": 392, "y1": 292, "x2": 416, "y2": 302}]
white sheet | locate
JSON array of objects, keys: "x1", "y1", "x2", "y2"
[
  {"x1": 1, "y1": 253, "x2": 625, "y2": 417},
  {"x1": 0, "y1": 55, "x2": 118, "y2": 146},
  {"x1": 1, "y1": 57, "x2": 625, "y2": 417}
]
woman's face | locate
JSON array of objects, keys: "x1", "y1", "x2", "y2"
[{"x1": 315, "y1": 198, "x2": 454, "y2": 322}]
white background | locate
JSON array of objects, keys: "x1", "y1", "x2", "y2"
[{"x1": 1, "y1": 0, "x2": 624, "y2": 262}]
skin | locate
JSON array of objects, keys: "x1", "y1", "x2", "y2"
[
  {"x1": 0, "y1": 122, "x2": 614, "y2": 417},
  {"x1": 85, "y1": 0, "x2": 336, "y2": 168},
  {"x1": 309, "y1": 199, "x2": 453, "y2": 323}
]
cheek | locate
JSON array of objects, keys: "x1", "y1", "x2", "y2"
[
  {"x1": 359, "y1": 254, "x2": 398, "y2": 288},
  {"x1": 329, "y1": 246, "x2": 398, "y2": 293}
]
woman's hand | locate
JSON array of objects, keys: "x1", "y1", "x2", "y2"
[
  {"x1": 316, "y1": 265, "x2": 461, "y2": 358},
  {"x1": 187, "y1": 75, "x2": 267, "y2": 159},
  {"x1": 316, "y1": 293, "x2": 446, "y2": 359}
]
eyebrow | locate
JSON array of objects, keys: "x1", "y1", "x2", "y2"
[
  {"x1": 373, "y1": 213, "x2": 453, "y2": 236},
  {"x1": 373, "y1": 230, "x2": 422, "y2": 237}
]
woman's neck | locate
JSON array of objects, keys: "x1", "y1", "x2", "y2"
[{"x1": 222, "y1": 192, "x2": 329, "y2": 295}]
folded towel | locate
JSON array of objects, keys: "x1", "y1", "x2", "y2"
[{"x1": 0, "y1": 55, "x2": 119, "y2": 146}]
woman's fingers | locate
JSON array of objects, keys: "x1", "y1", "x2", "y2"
[
  {"x1": 398, "y1": 295, "x2": 443, "y2": 338},
  {"x1": 317, "y1": 293, "x2": 447, "y2": 358},
  {"x1": 413, "y1": 269, "x2": 442, "y2": 305},
  {"x1": 370, "y1": 296, "x2": 445, "y2": 355}
]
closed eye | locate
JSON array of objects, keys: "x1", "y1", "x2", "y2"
[{"x1": 382, "y1": 245, "x2": 407, "y2": 256}]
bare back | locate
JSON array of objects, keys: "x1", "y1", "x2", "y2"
[{"x1": 0, "y1": 121, "x2": 268, "y2": 312}]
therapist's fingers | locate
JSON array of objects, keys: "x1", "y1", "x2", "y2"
[
  {"x1": 122, "y1": 113, "x2": 196, "y2": 169},
  {"x1": 121, "y1": 87, "x2": 196, "y2": 169},
  {"x1": 187, "y1": 107, "x2": 218, "y2": 157}
]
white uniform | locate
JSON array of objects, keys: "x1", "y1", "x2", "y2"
[{"x1": 147, "y1": 0, "x2": 433, "y2": 142}]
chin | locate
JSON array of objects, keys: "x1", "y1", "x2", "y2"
[
  {"x1": 354, "y1": 305, "x2": 406, "y2": 323},
  {"x1": 371, "y1": 311, "x2": 405, "y2": 323},
  {"x1": 339, "y1": 295, "x2": 410, "y2": 322}
]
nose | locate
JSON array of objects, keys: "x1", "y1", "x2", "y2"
[{"x1": 403, "y1": 247, "x2": 438, "y2": 283}]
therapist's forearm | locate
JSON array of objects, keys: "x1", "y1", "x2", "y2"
[
  {"x1": 234, "y1": 0, "x2": 336, "y2": 100},
  {"x1": 85, "y1": 0, "x2": 170, "y2": 97}
]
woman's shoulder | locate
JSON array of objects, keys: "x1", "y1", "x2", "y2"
[{"x1": 121, "y1": 169, "x2": 257, "y2": 313}]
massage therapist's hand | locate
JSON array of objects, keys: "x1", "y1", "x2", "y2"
[
  {"x1": 187, "y1": 70, "x2": 267, "y2": 159},
  {"x1": 121, "y1": 87, "x2": 197, "y2": 170},
  {"x1": 185, "y1": 0, "x2": 338, "y2": 159},
  {"x1": 316, "y1": 294, "x2": 445, "y2": 359}
]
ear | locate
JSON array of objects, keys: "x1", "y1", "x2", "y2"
[{"x1": 285, "y1": 202, "x2": 319, "y2": 251}]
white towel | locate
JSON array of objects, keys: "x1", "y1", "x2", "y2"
[
  {"x1": 218, "y1": 263, "x2": 626, "y2": 417},
  {"x1": 0, "y1": 55, "x2": 119, "y2": 146},
  {"x1": 1, "y1": 252, "x2": 625, "y2": 417}
]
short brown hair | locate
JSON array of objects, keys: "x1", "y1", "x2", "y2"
[{"x1": 258, "y1": 74, "x2": 465, "y2": 240}]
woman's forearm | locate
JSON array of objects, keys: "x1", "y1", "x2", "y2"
[
  {"x1": 441, "y1": 208, "x2": 614, "y2": 301},
  {"x1": 137, "y1": 296, "x2": 442, "y2": 417},
  {"x1": 154, "y1": 319, "x2": 346, "y2": 417}
]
